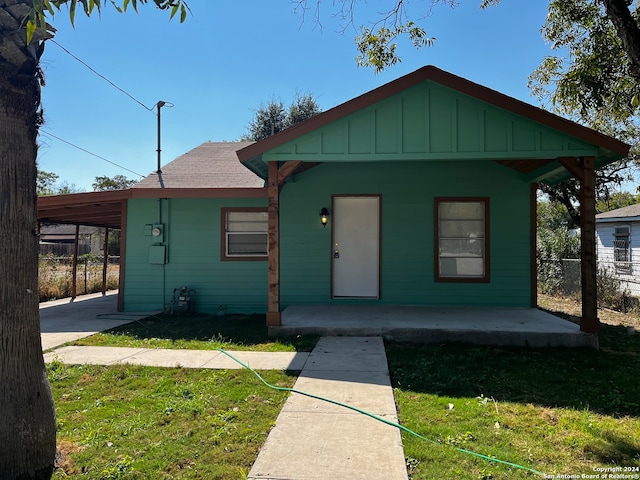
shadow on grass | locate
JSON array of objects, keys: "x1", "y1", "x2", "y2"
[
  {"x1": 98, "y1": 312, "x2": 319, "y2": 351},
  {"x1": 386, "y1": 322, "x2": 640, "y2": 419}
]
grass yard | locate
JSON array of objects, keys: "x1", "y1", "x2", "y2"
[
  {"x1": 50, "y1": 360, "x2": 296, "y2": 478},
  {"x1": 72, "y1": 312, "x2": 319, "y2": 352},
  {"x1": 388, "y1": 295, "x2": 640, "y2": 479},
  {"x1": 53, "y1": 295, "x2": 639, "y2": 478}
]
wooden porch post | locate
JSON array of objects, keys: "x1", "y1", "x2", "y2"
[
  {"x1": 579, "y1": 157, "x2": 599, "y2": 332},
  {"x1": 266, "y1": 161, "x2": 281, "y2": 326},
  {"x1": 560, "y1": 156, "x2": 599, "y2": 333}
]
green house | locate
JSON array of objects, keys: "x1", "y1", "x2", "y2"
[{"x1": 38, "y1": 66, "x2": 629, "y2": 335}]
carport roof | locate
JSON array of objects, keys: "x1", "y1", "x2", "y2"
[
  {"x1": 37, "y1": 190, "x2": 131, "y2": 229},
  {"x1": 37, "y1": 183, "x2": 268, "y2": 229}
]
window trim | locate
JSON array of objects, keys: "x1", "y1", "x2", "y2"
[
  {"x1": 220, "y1": 207, "x2": 268, "y2": 261},
  {"x1": 434, "y1": 197, "x2": 490, "y2": 283},
  {"x1": 613, "y1": 225, "x2": 631, "y2": 273}
]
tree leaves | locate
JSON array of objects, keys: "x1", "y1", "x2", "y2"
[
  {"x1": 244, "y1": 93, "x2": 322, "y2": 141},
  {"x1": 529, "y1": 0, "x2": 640, "y2": 123},
  {"x1": 355, "y1": 22, "x2": 434, "y2": 73},
  {"x1": 26, "y1": 0, "x2": 189, "y2": 44}
]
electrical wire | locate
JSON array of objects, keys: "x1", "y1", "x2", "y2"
[
  {"x1": 50, "y1": 39, "x2": 155, "y2": 112},
  {"x1": 40, "y1": 129, "x2": 145, "y2": 178},
  {"x1": 217, "y1": 348, "x2": 547, "y2": 477}
]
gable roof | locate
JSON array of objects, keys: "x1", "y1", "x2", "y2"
[
  {"x1": 237, "y1": 66, "x2": 630, "y2": 184},
  {"x1": 596, "y1": 203, "x2": 640, "y2": 222},
  {"x1": 135, "y1": 141, "x2": 263, "y2": 189}
]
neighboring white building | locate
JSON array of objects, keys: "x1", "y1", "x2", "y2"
[{"x1": 596, "y1": 204, "x2": 640, "y2": 296}]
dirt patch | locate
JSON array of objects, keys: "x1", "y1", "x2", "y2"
[
  {"x1": 55, "y1": 440, "x2": 84, "y2": 475},
  {"x1": 538, "y1": 294, "x2": 640, "y2": 329}
]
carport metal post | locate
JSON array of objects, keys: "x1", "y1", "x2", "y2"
[
  {"x1": 102, "y1": 227, "x2": 109, "y2": 295},
  {"x1": 71, "y1": 224, "x2": 79, "y2": 299}
]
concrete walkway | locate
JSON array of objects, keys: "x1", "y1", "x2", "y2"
[
  {"x1": 248, "y1": 336, "x2": 408, "y2": 480},
  {"x1": 44, "y1": 345, "x2": 309, "y2": 370}
]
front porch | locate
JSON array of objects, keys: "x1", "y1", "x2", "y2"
[{"x1": 269, "y1": 305, "x2": 598, "y2": 349}]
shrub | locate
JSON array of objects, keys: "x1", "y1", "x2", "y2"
[{"x1": 537, "y1": 227, "x2": 580, "y2": 294}]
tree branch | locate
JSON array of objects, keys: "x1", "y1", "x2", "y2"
[{"x1": 601, "y1": 0, "x2": 640, "y2": 78}]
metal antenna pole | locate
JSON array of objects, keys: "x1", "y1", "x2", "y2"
[{"x1": 156, "y1": 100, "x2": 166, "y2": 174}]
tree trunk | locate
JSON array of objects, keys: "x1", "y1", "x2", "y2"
[
  {"x1": 0, "y1": 1, "x2": 56, "y2": 478},
  {"x1": 602, "y1": 0, "x2": 640, "y2": 79}
]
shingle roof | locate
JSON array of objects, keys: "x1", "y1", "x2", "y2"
[
  {"x1": 134, "y1": 141, "x2": 264, "y2": 189},
  {"x1": 596, "y1": 203, "x2": 640, "y2": 220}
]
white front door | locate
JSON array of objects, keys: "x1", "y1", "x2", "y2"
[{"x1": 332, "y1": 196, "x2": 380, "y2": 298}]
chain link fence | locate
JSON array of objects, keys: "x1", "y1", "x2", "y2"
[
  {"x1": 38, "y1": 255, "x2": 120, "y2": 302},
  {"x1": 538, "y1": 257, "x2": 640, "y2": 312}
]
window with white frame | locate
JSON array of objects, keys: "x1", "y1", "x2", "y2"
[
  {"x1": 436, "y1": 198, "x2": 489, "y2": 282},
  {"x1": 613, "y1": 225, "x2": 631, "y2": 273},
  {"x1": 221, "y1": 208, "x2": 268, "y2": 260}
]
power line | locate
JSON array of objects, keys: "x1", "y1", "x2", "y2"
[
  {"x1": 50, "y1": 39, "x2": 155, "y2": 112},
  {"x1": 40, "y1": 130, "x2": 145, "y2": 178}
]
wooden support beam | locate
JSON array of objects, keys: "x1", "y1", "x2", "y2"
[
  {"x1": 267, "y1": 161, "x2": 281, "y2": 326},
  {"x1": 530, "y1": 183, "x2": 538, "y2": 308},
  {"x1": 579, "y1": 156, "x2": 599, "y2": 333},
  {"x1": 558, "y1": 157, "x2": 585, "y2": 182},
  {"x1": 278, "y1": 161, "x2": 302, "y2": 186}
]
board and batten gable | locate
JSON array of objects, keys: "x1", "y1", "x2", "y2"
[
  {"x1": 123, "y1": 197, "x2": 268, "y2": 313},
  {"x1": 256, "y1": 81, "x2": 599, "y2": 166},
  {"x1": 279, "y1": 160, "x2": 533, "y2": 308}
]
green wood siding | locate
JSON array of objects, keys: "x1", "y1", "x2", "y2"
[
  {"x1": 280, "y1": 161, "x2": 532, "y2": 308},
  {"x1": 123, "y1": 161, "x2": 532, "y2": 312},
  {"x1": 123, "y1": 198, "x2": 267, "y2": 313},
  {"x1": 264, "y1": 81, "x2": 598, "y2": 164}
]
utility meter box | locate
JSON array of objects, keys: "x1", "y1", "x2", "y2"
[
  {"x1": 149, "y1": 245, "x2": 166, "y2": 264},
  {"x1": 151, "y1": 224, "x2": 164, "y2": 242},
  {"x1": 144, "y1": 224, "x2": 164, "y2": 242}
]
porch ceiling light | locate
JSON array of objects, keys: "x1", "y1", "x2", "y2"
[{"x1": 320, "y1": 207, "x2": 329, "y2": 227}]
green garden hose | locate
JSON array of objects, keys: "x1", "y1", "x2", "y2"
[{"x1": 217, "y1": 348, "x2": 546, "y2": 477}]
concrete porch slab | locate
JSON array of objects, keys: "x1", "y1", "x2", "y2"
[{"x1": 270, "y1": 305, "x2": 598, "y2": 349}]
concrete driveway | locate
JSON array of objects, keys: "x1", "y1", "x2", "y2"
[{"x1": 40, "y1": 291, "x2": 156, "y2": 351}]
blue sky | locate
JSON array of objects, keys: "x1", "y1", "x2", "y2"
[{"x1": 39, "y1": 1, "x2": 551, "y2": 190}]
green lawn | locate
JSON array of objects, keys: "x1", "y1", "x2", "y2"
[
  {"x1": 53, "y1": 299, "x2": 640, "y2": 479},
  {"x1": 388, "y1": 298, "x2": 640, "y2": 479},
  {"x1": 50, "y1": 360, "x2": 296, "y2": 478},
  {"x1": 72, "y1": 312, "x2": 319, "y2": 352}
]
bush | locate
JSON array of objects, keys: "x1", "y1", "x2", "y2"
[
  {"x1": 537, "y1": 227, "x2": 580, "y2": 294},
  {"x1": 596, "y1": 266, "x2": 639, "y2": 312}
]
